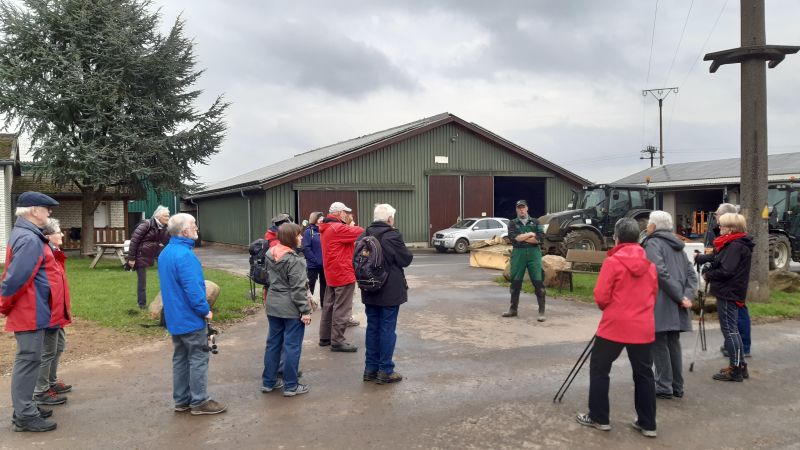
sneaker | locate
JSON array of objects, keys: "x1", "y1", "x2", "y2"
[
  {"x1": 712, "y1": 366, "x2": 743, "y2": 382},
  {"x1": 363, "y1": 370, "x2": 378, "y2": 382},
  {"x1": 283, "y1": 384, "x2": 310, "y2": 397},
  {"x1": 376, "y1": 371, "x2": 403, "y2": 384},
  {"x1": 174, "y1": 404, "x2": 191, "y2": 412},
  {"x1": 11, "y1": 408, "x2": 53, "y2": 424},
  {"x1": 331, "y1": 343, "x2": 358, "y2": 353},
  {"x1": 575, "y1": 413, "x2": 611, "y2": 431},
  {"x1": 260, "y1": 379, "x2": 285, "y2": 393},
  {"x1": 51, "y1": 380, "x2": 72, "y2": 394},
  {"x1": 318, "y1": 339, "x2": 331, "y2": 347},
  {"x1": 12, "y1": 416, "x2": 57, "y2": 432},
  {"x1": 631, "y1": 420, "x2": 657, "y2": 438},
  {"x1": 190, "y1": 399, "x2": 227, "y2": 415},
  {"x1": 34, "y1": 389, "x2": 67, "y2": 406},
  {"x1": 347, "y1": 318, "x2": 360, "y2": 327}
]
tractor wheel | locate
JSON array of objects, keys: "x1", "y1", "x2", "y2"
[
  {"x1": 454, "y1": 238, "x2": 469, "y2": 254},
  {"x1": 769, "y1": 234, "x2": 791, "y2": 271},
  {"x1": 563, "y1": 229, "x2": 603, "y2": 252}
]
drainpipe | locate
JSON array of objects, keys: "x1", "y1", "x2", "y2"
[{"x1": 241, "y1": 189, "x2": 251, "y2": 242}]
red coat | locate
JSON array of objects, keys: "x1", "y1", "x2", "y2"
[
  {"x1": 593, "y1": 243, "x2": 658, "y2": 344},
  {"x1": 319, "y1": 215, "x2": 364, "y2": 287},
  {"x1": 48, "y1": 247, "x2": 72, "y2": 328}
]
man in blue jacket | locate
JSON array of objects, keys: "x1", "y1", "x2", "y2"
[{"x1": 158, "y1": 213, "x2": 226, "y2": 415}]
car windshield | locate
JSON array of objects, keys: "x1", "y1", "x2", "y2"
[
  {"x1": 578, "y1": 189, "x2": 606, "y2": 209},
  {"x1": 451, "y1": 220, "x2": 476, "y2": 229}
]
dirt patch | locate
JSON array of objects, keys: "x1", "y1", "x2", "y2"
[{"x1": 0, "y1": 317, "x2": 167, "y2": 376}]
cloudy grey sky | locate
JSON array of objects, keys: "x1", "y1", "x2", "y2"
[{"x1": 87, "y1": 1, "x2": 800, "y2": 184}]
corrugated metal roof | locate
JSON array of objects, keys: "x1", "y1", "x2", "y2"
[
  {"x1": 200, "y1": 113, "x2": 452, "y2": 194},
  {"x1": 613, "y1": 152, "x2": 800, "y2": 186},
  {"x1": 191, "y1": 112, "x2": 591, "y2": 197}
]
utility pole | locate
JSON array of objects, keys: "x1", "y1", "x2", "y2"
[
  {"x1": 642, "y1": 87, "x2": 678, "y2": 165},
  {"x1": 640, "y1": 145, "x2": 658, "y2": 167},
  {"x1": 704, "y1": 0, "x2": 799, "y2": 302}
]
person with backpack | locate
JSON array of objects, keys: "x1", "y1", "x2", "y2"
[
  {"x1": 261, "y1": 223, "x2": 313, "y2": 396},
  {"x1": 319, "y1": 202, "x2": 364, "y2": 352},
  {"x1": 303, "y1": 212, "x2": 326, "y2": 308},
  {"x1": 128, "y1": 206, "x2": 170, "y2": 309},
  {"x1": 356, "y1": 204, "x2": 413, "y2": 384}
]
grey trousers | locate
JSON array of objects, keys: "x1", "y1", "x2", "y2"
[
  {"x1": 12, "y1": 330, "x2": 45, "y2": 421},
  {"x1": 35, "y1": 328, "x2": 66, "y2": 394},
  {"x1": 319, "y1": 283, "x2": 355, "y2": 346},
  {"x1": 653, "y1": 330, "x2": 684, "y2": 396},
  {"x1": 136, "y1": 266, "x2": 148, "y2": 307},
  {"x1": 171, "y1": 328, "x2": 210, "y2": 407}
]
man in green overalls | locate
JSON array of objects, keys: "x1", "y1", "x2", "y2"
[{"x1": 502, "y1": 199, "x2": 547, "y2": 321}]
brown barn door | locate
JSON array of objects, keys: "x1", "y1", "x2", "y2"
[
  {"x1": 298, "y1": 191, "x2": 358, "y2": 225},
  {"x1": 428, "y1": 175, "x2": 461, "y2": 240},
  {"x1": 463, "y1": 176, "x2": 494, "y2": 218}
]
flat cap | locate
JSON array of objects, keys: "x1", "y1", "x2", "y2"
[{"x1": 17, "y1": 191, "x2": 59, "y2": 208}]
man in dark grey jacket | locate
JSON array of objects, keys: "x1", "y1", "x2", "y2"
[{"x1": 642, "y1": 211, "x2": 697, "y2": 399}]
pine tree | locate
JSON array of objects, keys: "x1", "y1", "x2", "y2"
[{"x1": 0, "y1": 0, "x2": 228, "y2": 254}]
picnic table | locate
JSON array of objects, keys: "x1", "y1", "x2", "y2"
[{"x1": 89, "y1": 243, "x2": 127, "y2": 269}]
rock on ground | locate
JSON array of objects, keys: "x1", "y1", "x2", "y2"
[{"x1": 149, "y1": 280, "x2": 221, "y2": 319}]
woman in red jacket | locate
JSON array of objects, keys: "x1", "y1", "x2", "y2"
[{"x1": 576, "y1": 218, "x2": 659, "y2": 438}]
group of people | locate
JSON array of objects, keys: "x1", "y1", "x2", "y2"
[
  {"x1": 260, "y1": 201, "x2": 413, "y2": 396},
  {"x1": 576, "y1": 203, "x2": 754, "y2": 438},
  {"x1": 1, "y1": 192, "x2": 73, "y2": 432}
]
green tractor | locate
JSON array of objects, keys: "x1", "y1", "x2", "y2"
[
  {"x1": 539, "y1": 184, "x2": 655, "y2": 256},
  {"x1": 767, "y1": 182, "x2": 800, "y2": 271}
]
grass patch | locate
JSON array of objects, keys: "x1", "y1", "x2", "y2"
[
  {"x1": 6, "y1": 256, "x2": 257, "y2": 335},
  {"x1": 494, "y1": 273, "x2": 800, "y2": 320}
]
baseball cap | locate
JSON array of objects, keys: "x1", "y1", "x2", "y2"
[
  {"x1": 271, "y1": 213, "x2": 293, "y2": 225},
  {"x1": 17, "y1": 191, "x2": 59, "y2": 208},
  {"x1": 515, "y1": 200, "x2": 528, "y2": 208},
  {"x1": 329, "y1": 202, "x2": 352, "y2": 213}
]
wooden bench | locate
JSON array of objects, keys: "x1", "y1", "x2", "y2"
[{"x1": 557, "y1": 249, "x2": 607, "y2": 292}]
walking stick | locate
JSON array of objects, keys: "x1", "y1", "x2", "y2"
[
  {"x1": 554, "y1": 335, "x2": 595, "y2": 403},
  {"x1": 689, "y1": 279, "x2": 709, "y2": 372}
]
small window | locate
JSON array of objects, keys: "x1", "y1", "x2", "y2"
[
  {"x1": 474, "y1": 220, "x2": 490, "y2": 230},
  {"x1": 485, "y1": 219, "x2": 503, "y2": 229}
]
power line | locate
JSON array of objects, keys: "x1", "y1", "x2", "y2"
[
  {"x1": 642, "y1": 0, "x2": 660, "y2": 150},
  {"x1": 663, "y1": 0, "x2": 695, "y2": 87}
]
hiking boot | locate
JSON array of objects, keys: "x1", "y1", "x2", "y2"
[
  {"x1": 11, "y1": 408, "x2": 53, "y2": 424},
  {"x1": 656, "y1": 393, "x2": 673, "y2": 400},
  {"x1": 347, "y1": 318, "x2": 360, "y2": 327},
  {"x1": 174, "y1": 404, "x2": 191, "y2": 412},
  {"x1": 741, "y1": 363, "x2": 749, "y2": 379},
  {"x1": 331, "y1": 343, "x2": 358, "y2": 353},
  {"x1": 12, "y1": 416, "x2": 57, "y2": 432},
  {"x1": 260, "y1": 379, "x2": 284, "y2": 393},
  {"x1": 283, "y1": 384, "x2": 310, "y2": 397},
  {"x1": 376, "y1": 371, "x2": 403, "y2": 384},
  {"x1": 575, "y1": 413, "x2": 611, "y2": 431},
  {"x1": 673, "y1": 391, "x2": 684, "y2": 398},
  {"x1": 713, "y1": 366, "x2": 743, "y2": 382},
  {"x1": 501, "y1": 309, "x2": 518, "y2": 317},
  {"x1": 631, "y1": 420, "x2": 657, "y2": 438},
  {"x1": 51, "y1": 380, "x2": 72, "y2": 394},
  {"x1": 318, "y1": 339, "x2": 331, "y2": 347},
  {"x1": 190, "y1": 399, "x2": 227, "y2": 415},
  {"x1": 363, "y1": 370, "x2": 378, "y2": 382},
  {"x1": 34, "y1": 389, "x2": 67, "y2": 406}
]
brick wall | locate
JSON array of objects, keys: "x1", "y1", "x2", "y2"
[{"x1": 51, "y1": 200, "x2": 126, "y2": 229}]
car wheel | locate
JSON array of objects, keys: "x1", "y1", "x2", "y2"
[
  {"x1": 454, "y1": 238, "x2": 469, "y2": 254},
  {"x1": 435, "y1": 246, "x2": 448, "y2": 253}
]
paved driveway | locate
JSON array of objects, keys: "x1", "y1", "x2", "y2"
[{"x1": 1, "y1": 248, "x2": 798, "y2": 449}]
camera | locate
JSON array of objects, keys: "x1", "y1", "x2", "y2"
[{"x1": 203, "y1": 323, "x2": 219, "y2": 354}]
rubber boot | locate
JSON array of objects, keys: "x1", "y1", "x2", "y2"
[
  {"x1": 533, "y1": 280, "x2": 546, "y2": 322},
  {"x1": 502, "y1": 281, "x2": 523, "y2": 317}
]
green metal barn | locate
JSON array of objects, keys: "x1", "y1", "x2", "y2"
[{"x1": 187, "y1": 113, "x2": 590, "y2": 246}]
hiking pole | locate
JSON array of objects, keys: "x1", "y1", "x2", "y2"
[
  {"x1": 554, "y1": 335, "x2": 595, "y2": 403},
  {"x1": 689, "y1": 282, "x2": 710, "y2": 372}
]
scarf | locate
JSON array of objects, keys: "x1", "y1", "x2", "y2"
[{"x1": 713, "y1": 232, "x2": 747, "y2": 253}]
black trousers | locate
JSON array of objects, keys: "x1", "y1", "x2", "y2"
[
  {"x1": 588, "y1": 336, "x2": 656, "y2": 431},
  {"x1": 307, "y1": 268, "x2": 327, "y2": 308},
  {"x1": 136, "y1": 266, "x2": 148, "y2": 308}
]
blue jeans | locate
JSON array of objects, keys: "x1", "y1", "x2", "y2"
[
  {"x1": 262, "y1": 316, "x2": 305, "y2": 391},
  {"x1": 739, "y1": 304, "x2": 751, "y2": 354},
  {"x1": 171, "y1": 328, "x2": 209, "y2": 407},
  {"x1": 718, "y1": 299, "x2": 744, "y2": 367},
  {"x1": 364, "y1": 305, "x2": 400, "y2": 374}
]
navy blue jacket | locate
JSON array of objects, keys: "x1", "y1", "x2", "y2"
[
  {"x1": 358, "y1": 222, "x2": 413, "y2": 307},
  {"x1": 157, "y1": 236, "x2": 209, "y2": 335},
  {"x1": 302, "y1": 224, "x2": 323, "y2": 270}
]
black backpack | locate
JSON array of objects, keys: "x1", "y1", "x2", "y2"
[
  {"x1": 353, "y1": 230, "x2": 389, "y2": 292},
  {"x1": 248, "y1": 239, "x2": 270, "y2": 286}
]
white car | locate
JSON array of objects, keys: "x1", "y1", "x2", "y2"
[{"x1": 431, "y1": 217, "x2": 510, "y2": 253}]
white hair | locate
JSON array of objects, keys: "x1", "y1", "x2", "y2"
[
  {"x1": 42, "y1": 218, "x2": 61, "y2": 236},
  {"x1": 716, "y1": 203, "x2": 738, "y2": 216},
  {"x1": 373, "y1": 203, "x2": 396, "y2": 222},
  {"x1": 152, "y1": 205, "x2": 170, "y2": 219},
  {"x1": 15, "y1": 206, "x2": 33, "y2": 217},
  {"x1": 648, "y1": 210, "x2": 674, "y2": 231},
  {"x1": 167, "y1": 213, "x2": 195, "y2": 236}
]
